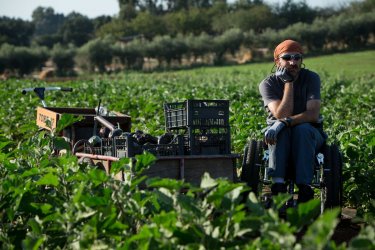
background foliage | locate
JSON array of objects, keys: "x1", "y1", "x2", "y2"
[{"x1": 0, "y1": 0, "x2": 374, "y2": 75}]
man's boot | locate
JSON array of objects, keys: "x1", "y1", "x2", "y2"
[
  {"x1": 269, "y1": 183, "x2": 288, "y2": 218},
  {"x1": 271, "y1": 183, "x2": 287, "y2": 195},
  {"x1": 297, "y1": 184, "x2": 314, "y2": 203}
]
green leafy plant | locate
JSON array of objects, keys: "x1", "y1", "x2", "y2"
[{"x1": 0, "y1": 51, "x2": 374, "y2": 248}]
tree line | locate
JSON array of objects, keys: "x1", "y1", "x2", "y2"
[{"x1": 0, "y1": 0, "x2": 374, "y2": 77}]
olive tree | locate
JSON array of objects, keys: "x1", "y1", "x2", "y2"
[
  {"x1": 212, "y1": 28, "x2": 244, "y2": 65},
  {"x1": 145, "y1": 35, "x2": 188, "y2": 68},
  {"x1": 76, "y1": 37, "x2": 113, "y2": 73},
  {"x1": 0, "y1": 44, "x2": 48, "y2": 76},
  {"x1": 51, "y1": 44, "x2": 77, "y2": 76},
  {"x1": 185, "y1": 32, "x2": 213, "y2": 64},
  {"x1": 112, "y1": 39, "x2": 144, "y2": 70}
]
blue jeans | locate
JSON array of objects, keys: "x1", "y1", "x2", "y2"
[{"x1": 267, "y1": 123, "x2": 325, "y2": 185}]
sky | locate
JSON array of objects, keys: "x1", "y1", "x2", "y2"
[{"x1": 0, "y1": 0, "x2": 358, "y2": 21}]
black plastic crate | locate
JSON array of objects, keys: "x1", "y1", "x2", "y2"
[
  {"x1": 84, "y1": 138, "x2": 113, "y2": 156},
  {"x1": 183, "y1": 127, "x2": 231, "y2": 155},
  {"x1": 164, "y1": 100, "x2": 230, "y2": 131},
  {"x1": 113, "y1": 135, "x2": 141, "y2": 158},
  {"x1": 101, "y1": 138, "x2": 114, "y2": 156},
  {"x1": 83, "y1": 134, "x2": 185, "y2": 158},
  {"x1": 83, "y1": 136, "x2": 137, "y2": 157}
]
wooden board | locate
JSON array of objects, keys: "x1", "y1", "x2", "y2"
[
  {"x1": 143, "y1": 155, "x2": 238, "y2": 186},
  {"x1": 36, "y1": 107, "x2": 131, "y2": 131},
  {"x1": 75, "y1": 153, "x2": 239, "y2": 186}
]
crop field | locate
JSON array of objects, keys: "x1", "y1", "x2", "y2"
[{"x1": 0, "y1": 50, "x2": 374, "y2": 248}]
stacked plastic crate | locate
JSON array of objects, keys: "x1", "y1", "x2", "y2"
[
  {"x1": 84, "y1": 133, "x2": 184, "y2": 158},
  {"x1": 164, "y1": 100, "x2": 231, "y2": 155}
]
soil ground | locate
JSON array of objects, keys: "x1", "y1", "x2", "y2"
[
  {"x1": 294, "y1": 208, "x2": 362, "y2": 246},
  {"x1": 331, "y1": 208, "x2": 363, "y2": 246}
]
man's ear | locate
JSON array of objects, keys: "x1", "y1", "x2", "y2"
[{"x1": 274, "y1": 58, "x2": 280, "y2": 67}]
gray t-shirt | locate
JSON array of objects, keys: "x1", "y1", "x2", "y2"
[{"x1": 259, "y1": 68, "x2": 321, "y2": 125}]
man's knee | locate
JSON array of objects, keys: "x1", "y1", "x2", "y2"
[
  {"x1": 292, "y1": 123, "x2": 315, "y2": 137},
  {"x1": 292, "y1": 123, "x2": 324, "y2": 150}
]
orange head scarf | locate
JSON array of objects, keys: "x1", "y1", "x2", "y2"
[{"x1": 273, "y1": 40, "x2": 303, "y2": 61}]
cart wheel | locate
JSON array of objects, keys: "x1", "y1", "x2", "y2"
[
  {"x1": 324, "y1": 144, "x2": 343, "y2": 209},
  {"x1": 241, "y1": 140, "x2": 264, "y2": 195},
  {"x1": 73, "y1": 139, "x2": 93, "y2": 154}
]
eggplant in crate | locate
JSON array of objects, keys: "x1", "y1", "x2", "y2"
[
  {"x1": 142, "y1": 135, "x2": 184, "y2": 157},
  {"x1": 84, "y1": 133, "x2": 184, "y2": 158}
]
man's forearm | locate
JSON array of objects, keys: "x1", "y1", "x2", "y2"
[
  {"x1": 274, "y1": 82, "x2": 294, "y2": 119},
  {"x1": 289, "y1": 111, "x2": 319, "y2": 126},
  {"x1": 289, "y1": 100, "x2": 321, "y2": 126}
]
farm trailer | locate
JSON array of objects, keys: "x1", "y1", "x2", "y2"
[{"x1": 33, "y1": 96, "x2": 239, "y2": 185}]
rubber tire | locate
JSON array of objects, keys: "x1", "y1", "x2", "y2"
[
  {"x1": 241, "y1": 140, "x2": 264, "y2": 196},
  {"x1": 324, "y1": 144, "x2": 343, "y2": 209}
]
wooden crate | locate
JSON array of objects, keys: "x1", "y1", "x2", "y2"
[{"x1": 36, "y1": 107, "x2": 131, "y2": 143}]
